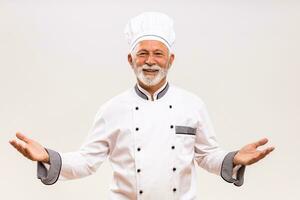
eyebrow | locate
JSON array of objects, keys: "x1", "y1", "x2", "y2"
[
  {"x1": 136, "y1": 49, "x2": 148, "y2": 53},
  {"x1": 136, "y1": 49, "x2": 165, "y2": 53}
]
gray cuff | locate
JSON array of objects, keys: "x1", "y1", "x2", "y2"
[
  {"x1": 221, "y1": 151, "x2": 246, "y2": 187},
  {"x1": 37, "y1": 148, "x2": 62, "y2": 185}
]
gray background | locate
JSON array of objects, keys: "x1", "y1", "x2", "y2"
[{"x1": 1, "y1": 0, "x2": 299, "y2": 199}]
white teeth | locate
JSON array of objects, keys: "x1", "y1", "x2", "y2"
[{"x1": 143, "y1": 69, "x2": 157, "y2": 72}]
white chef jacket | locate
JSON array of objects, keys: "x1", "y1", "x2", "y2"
[{"x1": 37, "y1": 81, "x2": 244, "y2": 200}]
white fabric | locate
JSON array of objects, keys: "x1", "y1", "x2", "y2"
[
  {"x1": 58, "y1": 83, "x2": 229, "y2": 200},
  {"x1": 124, "y1": 12, "x2": 176, "y2": 52}
]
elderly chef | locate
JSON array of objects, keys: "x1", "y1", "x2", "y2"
[{"x1": 10, "y1": 12, "x2": 274, "y2": 200}]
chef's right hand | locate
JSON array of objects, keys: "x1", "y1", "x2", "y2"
[{"x1": 9, "y1": 132, "x2": 50, "y2": 164}]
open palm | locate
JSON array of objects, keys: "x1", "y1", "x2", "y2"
[
  {"x1": 233, "y1": 138, "x2": 275, "y2": 166},
  {"x1": 9, "y1": 132, "x2": 49, "y2": 163}
]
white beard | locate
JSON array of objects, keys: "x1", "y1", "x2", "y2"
[{"x1": 133, "y1": 64, "x2": 169, "y2": 86}]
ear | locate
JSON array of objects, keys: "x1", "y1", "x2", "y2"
[
  {"x1": 168, "y1": 53, "x2": 175, "y2": 69},
  {"x1": 128, "y1": 53, "x2": 134, "y2": 68}
]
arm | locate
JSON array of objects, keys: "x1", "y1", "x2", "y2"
[
  {"x1": 194, "y1": 133, "x2": 245, "y2": 186},
  {"x1": 193, "y1": 102, "x2": 234, "y2": 178},
  {"x1": 193, "y1": 102, "x2": 275, "y2": 186},
  {"x1": 10, "y1": 106, "x2": 111, "y2": 185},
  {"x1": 57, "y1": 113, "x2": 110, "y2": 181}
]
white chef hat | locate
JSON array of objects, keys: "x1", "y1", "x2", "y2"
[{"x1": 124, "y1": 11, "x2": 176, "y2": 53}]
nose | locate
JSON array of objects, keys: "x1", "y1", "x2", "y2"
[{"x1": 145, "y1": 54, "x2": 156, "y2": 66}]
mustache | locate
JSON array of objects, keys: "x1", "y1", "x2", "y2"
[{"x1": 141, "y1": 64, "x2": 162, "y2": 70}]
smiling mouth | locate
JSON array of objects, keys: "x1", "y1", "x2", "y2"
[{"x1": 143, "y1": 69, "x2": 159, "y2": 73}]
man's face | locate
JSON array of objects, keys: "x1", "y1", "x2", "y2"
[{"x1": 128, "y1": 40, "x2": 174, "y2": 87}]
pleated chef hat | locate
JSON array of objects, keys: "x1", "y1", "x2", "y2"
[{"x1": 124, "y1": 11, "x2": 175, "y2": 53}]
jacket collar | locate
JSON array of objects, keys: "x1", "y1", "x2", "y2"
[{"x1": 134, "y1": 81, "x2": 169, "y2": 101}]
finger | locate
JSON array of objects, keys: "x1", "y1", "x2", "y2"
[
  {"x1": 255, "y1": 147, "x2": 275, "y2": 162},
  {"x1": 249, "y1": 153, "x2": 266, "y2": 165},
  {"x1": 10, "y1": 139, "x2": 23, "y2": 150},
  {"x1": 253, "y1": 138, "x2": 268, "y2": 148},
  {"x1": 16, "y1": 132, "x2": 31, "y2": 143},
  {"x1": 10, "y1": 139, "x2": 27, "y2": 156},
  {"x1": 17, "y1": 142, "x2": 27, "y2": 155},
  {"x1": 9, "y1": 139, "x2": 19, "y2": 149},
  {"x1": 262, "y1": 146, "x2": 275, "y2": 155}
]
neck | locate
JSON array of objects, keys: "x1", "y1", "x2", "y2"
[{"x1": 137, "y1": 78, "x2": 167, "y2": 100}]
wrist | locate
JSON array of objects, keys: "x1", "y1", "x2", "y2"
[
  {"x1": 233, "y1": 152, "x2": 240, "y2": 166},
  {"x1": 42, "y1": 148, "x2": 50, "y2": 164},
  {"x1": 43, "y1": 156, "x2": 50, "y2": 164}
]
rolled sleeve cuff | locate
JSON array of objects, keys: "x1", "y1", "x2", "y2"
[
  {"x1": 221, "y1": 151, "x2": 246, "y2": 187},
  {"x1": 37, "y1": 148, "x2": 62, "y2": 185}
]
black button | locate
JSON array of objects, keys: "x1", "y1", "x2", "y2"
[
  {"x1": 169, "y1": 105, "x2": 172, "y2": 109},
  {"x1": 137, "y1": 147, "x2": 141, "y2": 151},
  {"x1": 137, "y1": 169, "x2": 141, "y2": 173},
  {"x1": 139, "y1": 190, "x2": 143, "y2": 194},
  {"x1": 136, "y1": 127, "x2": 139, "y2": 131},
  {"x1": 173, "y1": 167, "x2": 176, "y2": 171},
  {"x1": 173, "y1": 188, "x2": 177, "y2": 192},
  {"x1": 171, "y1": 146, "x2": 175, "y2": 150},
  {"x1": 170, "y1": 125, "x2": 174, "y2": 129},
  {"x1": 135, "y1": 106, "x2": 139, "y2": 110}
]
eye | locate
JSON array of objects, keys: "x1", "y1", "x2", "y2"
[
  {"x1": 154, "y1": 52, "x2": 164, "y2": 56},
  {"x1": 137, "y1": 52, "x2": 147, "y2": 57}
]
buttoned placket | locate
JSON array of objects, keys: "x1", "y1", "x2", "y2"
[
  {"x1": 133, "y1": 81, "x2": 175, "y2": 199},
  {"x1": 169, "y1": 103, "x2": 178, "y2": 198},
  {"x1": 133, "y1": 104, "x2": 143, "y2": 199}
]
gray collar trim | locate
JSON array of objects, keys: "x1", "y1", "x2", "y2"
[
  {"x1": 157, "y1": 82, "x2": 169, "y2": 99},
  {"x1": 134, "y1": 82, "x2": 169, "y2": 100},
  {"x1": 134, "y1": 85, "x2": 149, "y2": 100}
]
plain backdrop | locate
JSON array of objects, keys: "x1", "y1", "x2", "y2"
[{"x1": 1, "y1": 0, "x2": 299, "y2": 199}]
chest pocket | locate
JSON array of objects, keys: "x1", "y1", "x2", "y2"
[
  {"x1": 175, "y1": 126, "x2": 196, "y2": 135},
  {"x1": 175, "y1": 125, "x2": 196, "y2": 159}
]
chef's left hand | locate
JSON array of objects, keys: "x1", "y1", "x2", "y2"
[{"x1": 233, "y1": 138, "x2": 275, "y2": 166}]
